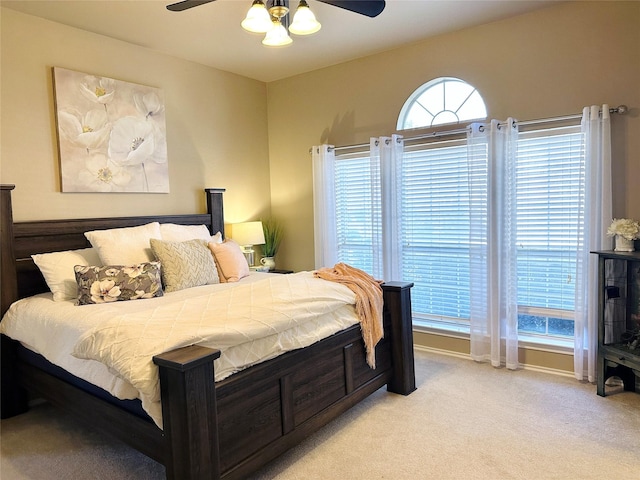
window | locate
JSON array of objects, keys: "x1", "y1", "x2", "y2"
[
  {"x1": 330, "y1": 124, "x2": 585, "y2": 343},
  {"x1": 317, "y1": 78, "x2": 590, "y2": 345},
  {"x1": 397, "y1": 77, "x2": 487, "y2": 130},
  {"x1": 334, "y1": 151, "x2": 381, "y2": 273},
  {"x1": 514, "y1": 127, "x2": 584, "y2": 339},
  {"x1": 400, "y1": 139, "x2": 472, "y2": 324}
]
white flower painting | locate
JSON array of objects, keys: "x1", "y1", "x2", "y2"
[{"x1": 53, "y1": 67, "x2": 169, "y2": 193}]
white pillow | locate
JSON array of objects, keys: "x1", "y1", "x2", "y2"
[
  {"x1": 210, "y1": 231, "x2": 223, "y2": 244},
  {"x1": 32, "y1": 248, "x2": 102, "y2": 301},
  {"x1": 85, "y1": 222, "x2": 161, "y2": 265},
  {"x1": 159, "y1": 223, "x2": 223, "y2": 244}
]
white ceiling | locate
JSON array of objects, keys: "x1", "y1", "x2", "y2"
[{"x1": 2, "y1": 0, "x2": 559, "y2": 82}]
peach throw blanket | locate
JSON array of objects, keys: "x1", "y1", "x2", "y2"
[{"x1": 314, "y1": 263, "x2": 383, "y2": 368}]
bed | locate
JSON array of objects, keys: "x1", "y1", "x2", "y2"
[{"x1": 0, "y1": 184, "x2": 415, "y2": 480}]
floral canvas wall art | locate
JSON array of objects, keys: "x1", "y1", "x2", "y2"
[{"x1": 53, "y1": 67, "x2": 169, "y2": 193}]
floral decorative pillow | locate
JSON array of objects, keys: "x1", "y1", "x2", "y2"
[{"x1": 75, "y1": 262, "x2": 163, "y2": 305}]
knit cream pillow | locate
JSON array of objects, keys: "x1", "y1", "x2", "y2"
[{"x1": 150, "y1": 238, "x2": 219, "y2": 292}]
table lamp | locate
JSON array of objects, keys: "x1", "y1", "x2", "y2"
[{"x1": 231, "y1": 221, "x2": 265, "y2": 266}]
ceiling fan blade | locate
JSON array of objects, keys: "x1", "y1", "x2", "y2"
[
  {"x1": 166, "y1": 0, "x2": 216, "y2": 12},
  {"x1": 316, "y1": 0, "x2": 385, "y2": 18}
]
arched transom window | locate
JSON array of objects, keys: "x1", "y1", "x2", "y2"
[{"x1": 397, "y1": 77, "x2": 487, "y2": 130}]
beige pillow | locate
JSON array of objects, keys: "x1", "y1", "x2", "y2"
[
  {"x1": 85, "y1": 222, "x2": 161, "y2": 265},
  {"x1": 208, "y1": 240, "x2": 250, "y2": 283},
  {"x1": 150, "y1": 238, "x2": 219, "y2": 292},
  {"x1": 32, "y1": 248, "x2": 102, "y2": 301}
]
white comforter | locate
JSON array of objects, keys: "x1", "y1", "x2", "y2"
[{"x1": 0, "y1": 272, "x2": 360, "y2": 427}]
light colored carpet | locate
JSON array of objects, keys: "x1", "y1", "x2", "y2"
[{"x1": 1, "y1": 349, "x2": 639, "y2": 479}]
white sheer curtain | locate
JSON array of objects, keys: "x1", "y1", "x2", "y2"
[
  {"x1": 312, "y1": 144, "x2": 337, "y2": 269},
  {"x1": 378, "y1": 134, "x2": 404, "y2": 281},
  {"x1": 573, "y1": 105, "x2": 612, "y2": 382},
  {"x1": 467, "y1": 119, "x2": 520, "y2": 369},
  {"x1": 368, "y1": 138, "x2": 384, "y2": 278},
  {"x1": 312, "y1": 137, "x2": 403, "y2": 279}
]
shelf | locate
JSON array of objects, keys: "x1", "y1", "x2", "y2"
[
  {"x1": 603, "y1": 342, "x2": 640, "y2": 354},
  {"x1": 591, "y1": 250, "x2": 640, "y2": 261},
  {"x1": 594, "y1": 251, "x2": 640, "y2": 396},
  {"x1": 600, "y1": 343, "x2": 640, "y2": 362}
]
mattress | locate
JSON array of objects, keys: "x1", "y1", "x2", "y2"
[{"x1": 0, "y1": 272, "x2": 360, "y2": 427}]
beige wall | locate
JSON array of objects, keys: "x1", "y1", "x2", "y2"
[
  {"x1": 3, "y1": 3, "x2": 637, "y2": 266},
  {"x1": 267, "y1": 1, "x2": 640, "y2": 272},
  {"x1": 0, "y1": 8, "x2": 271, "y2": 225}
]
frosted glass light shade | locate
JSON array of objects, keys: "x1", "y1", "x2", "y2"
[
  {"x1": 289, "y1": 2, "x2": 321, "y2": 35},
  {"x1": 262, "y1": 20, "x2": 293, "y2": 46},
  {"x1": 241, "y1": 1, "x2": 272, "y2": 33}
]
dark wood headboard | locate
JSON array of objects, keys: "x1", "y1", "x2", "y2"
[{"x1": 0, "y1": 185, "x2": 225, "y2": 316}]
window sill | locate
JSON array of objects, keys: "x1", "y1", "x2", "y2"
[
  {"x1": 413, "y1": 318, "x2": 470, "y2": 339},
  {"x1": 518, "y1": 334, "x2": 573, "y2": 355},
  {"x1": 413, "y1": 319, "x2": 574, "y2": 356}
]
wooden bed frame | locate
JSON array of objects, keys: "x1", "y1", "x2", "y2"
[{"x1": 0, "y1": 184, "x2": 415, "y2": 480}]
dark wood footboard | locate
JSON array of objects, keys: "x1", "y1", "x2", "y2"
[
  {"x1": 150, "y1": 280, "x2": 414, "y2": 480},
  {"x1": 0, "y1": 184, "x2": 415, "y2": 480}
]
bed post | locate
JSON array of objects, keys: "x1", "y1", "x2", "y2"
[
  {"x1": 153, "y1": 345, "x2": 222, "y2": 480},
  {"x1": 1, "y1": 184, "x2": 18, "y2": 317},
  {"x1": 205, "y1": 188, "x2": 226, "y2": 238},
  {"x1": 1, "y1": 184, "x2": 29, "y2": 418},
  {"x1": 381, "y1": 281, "x2": 416, "y2": 395}
]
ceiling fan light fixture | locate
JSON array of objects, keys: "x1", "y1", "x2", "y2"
[
  {"x1": 241, "y1": 0, "x2": 272, "y2": 33},
  {"x1": 289, "y1": 0, "x2": 321, "y2": 35},
  {"x1": 268, "y1": 0, "x2": 289, "y2": 20},
  {"x1": 262, "y1": 19, "x2": 293, "y2": 47}
]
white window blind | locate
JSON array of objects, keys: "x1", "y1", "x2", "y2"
[
  {"x1": 401, "y1": 139, "x2": 472, "y2": 321},
  {"x1": 334, "y1": 152, "x2": 381, "y2": 274},
  {"x1": 515, "y1": 126, "x2": 584, "y2": 336}
]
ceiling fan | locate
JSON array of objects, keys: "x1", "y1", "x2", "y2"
[
  {"x1": 166, "y1": 0, "x2": 386, "y2": 18},
  {"x1": 167, "y1": 0, "x2": 385, "y2": 46}
]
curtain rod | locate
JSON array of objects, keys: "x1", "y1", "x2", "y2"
[{"x1": 327, "y1": 105, "x2": 628, "y2": 153}]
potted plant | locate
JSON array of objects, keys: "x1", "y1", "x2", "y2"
[
  {"x1": 261, "y1": 218, "x2": 283, "y2": 270},
  {"x1": 607, "y1": 218, "x2": 640, "y2": 252}
]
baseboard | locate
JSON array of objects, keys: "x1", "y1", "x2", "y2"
[{"x1": 414, "y1": 344, "x2": 576, "y2": 379}]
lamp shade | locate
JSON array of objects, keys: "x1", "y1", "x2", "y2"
[
  {"x1": 231, "y1": 221, "x2": 265, "y2": 246},
  {"x1": 241, "y1": 0, "x2": 272, "y2": 33},
  {"x1": 289, "y1": 1, "x2": 321, "y2": 35},
  {"x1": 262, "y1": 19, "x2": 293, "y2": 47}
]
